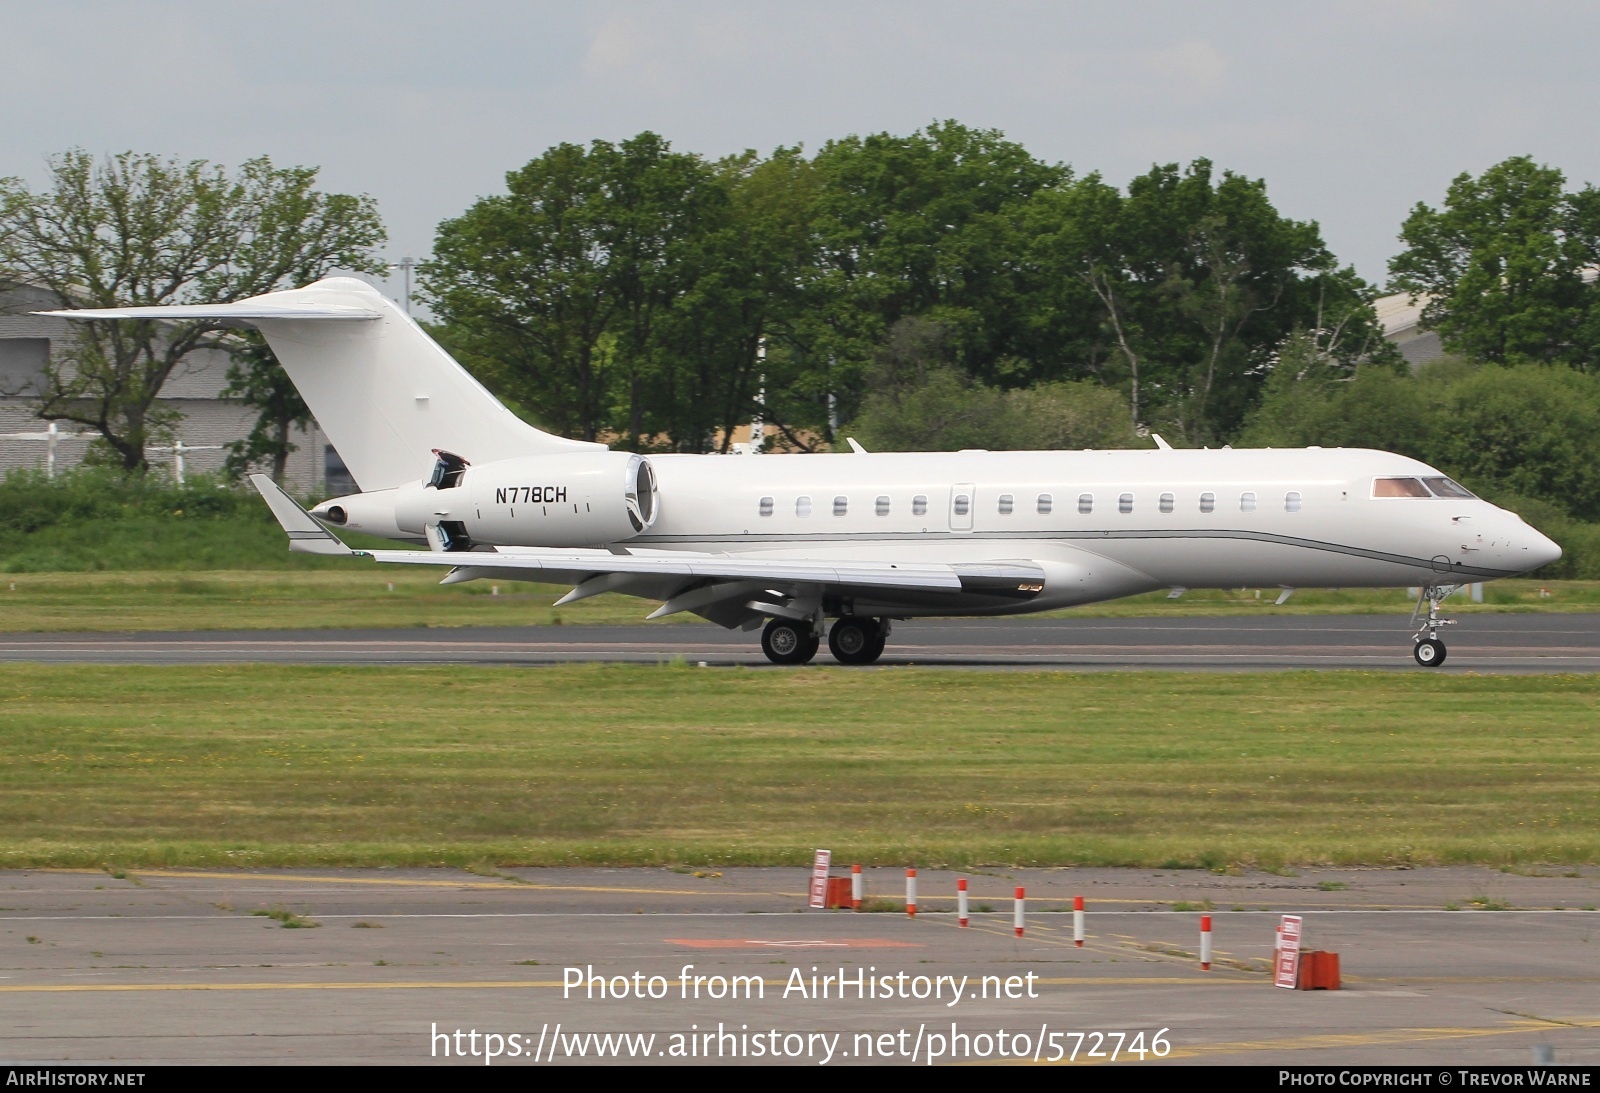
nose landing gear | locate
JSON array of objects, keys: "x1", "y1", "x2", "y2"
[{"x1": 1411, "y1": 585, "x2": 1459, "y2": 667}]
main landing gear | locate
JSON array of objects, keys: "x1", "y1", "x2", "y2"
[
  {"x1": 1411, "y1": 585, "x2": 1458, "y2": 668},
  {"x1": 760, "y1": 616, "x2": 891, "y2": 666},
  {"x1": 760, "y1": 618, "x2": 820, "y2": 665},
  {"x1": 827, "y1": 616, "x2": 889, "y2": 666}
]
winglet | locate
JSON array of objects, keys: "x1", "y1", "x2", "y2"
[
  {"x1": 248, "y1": 474, "x2": 353, "y2": 555},
  {"x1": 845, "y1": 437, "x2": 869, "y2": 454},
  {"x1": 1151, "y1": 433, "x2": 1173, "y2": 450}
]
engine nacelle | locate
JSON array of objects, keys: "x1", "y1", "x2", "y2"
[
  {"x1": 312, "y1": 451, "x2": 658, "y2": 549},
  {"x1": 400, "y1": 451, "x2": 657, "y2": 548},
  {"x1": 310, "y1": 487, "x2": 410, "y2": 540}
]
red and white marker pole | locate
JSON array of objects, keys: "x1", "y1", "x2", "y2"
[
  {"x1": 851, "y1": 863, "x2": 862, "y2": 911},
  {"x1": 957, "y1": 878, "x2": 969, "y2": 927},
  {"x1": 906, "y1": 868, "x2": 917, "y2": 917},
  {"x1": 1013, "y1": 886, "x2": 1026, "y2": 938},
  {"x1": 1073, "y1": 895, "x2": 1085, "y2": 947},
  {"x1": 1200, "y1": 915, "x2": 1213, "y2": 970}
]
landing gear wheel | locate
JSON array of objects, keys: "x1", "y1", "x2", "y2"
[
  {"x1": 762, "y1": 619, "x2": 818, "y2": 665},
  {"x1": 1413, "y1": 637, "x2": 1447, "y2": 667},
  {"x1": 829, "y1": 617, "x2": 885, "y2": 665},
  {"x1": 864, "y1": 630, "x2": 887, "y2": 662}
]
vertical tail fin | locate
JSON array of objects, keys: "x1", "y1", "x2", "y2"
[{"x1": 41, "y1": 277, "x2": 601, "y2": 491}]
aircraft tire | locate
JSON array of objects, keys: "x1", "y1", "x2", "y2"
[
  {"x1": 1413, "y1": 637, "x2": 1447, "y2": 667},
  {"x1": 762, "y1": 619, "x2": 815, "y2": 665},
  {"x1": 864, "y1": 628, "x2": 887, "y2": 663},
  {"x1": 829, "y1": 617, "x2": 881, "y2": 665}
]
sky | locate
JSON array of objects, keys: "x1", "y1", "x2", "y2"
[{"x1": 3, "y1": 1, "x2": 1596, "y2": 304}]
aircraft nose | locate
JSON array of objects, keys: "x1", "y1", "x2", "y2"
[{"x1": 1524, "y1": 528, "x2": 1563, "y2": 571}]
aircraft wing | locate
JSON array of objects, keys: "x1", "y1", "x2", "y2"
[{"x1": 249, "y1": 474, "x2": 1044, "y2": 626}]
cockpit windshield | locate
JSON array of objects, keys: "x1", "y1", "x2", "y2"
[
  {"x1": 1372, "y1": 476, "x2": 1477, "y2": 499},
  {"x1": 1420, "y1": 476, "x2": 1476, "y2": 499}
]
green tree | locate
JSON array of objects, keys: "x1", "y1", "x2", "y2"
[
  {"x1": 220, "y1": 332, "x2": 312, "y2": 485},
  {"x1": 0, "y1": 150, "x2": 386, "y2": 472},
  {"x1": 1390, "y1": 157, "x2": 1600, "y2": 369},
  {"x1": 644, "y1": 148, "x2": 817, "y2": 452},
  {"x1": 841, "y1": 317, "x2": 1139, "y2": 452},
  {"x1": 427, "y1": 136, "x2": 818, "y2": 454},
  {"x1": 1236, "y1": 331, "x2": 1433, "y2": 455},
  {"x1": 794, "y1": 122, "x2": 1065, "y2": 429},
  {"x1": 1028, "y1": 160, "x2": 1385, "y2": 443},
  {"x1": 1427, "y1": 364, "x2": 1600, "y2": 520},
  {"x1": 424, "y1": 142, "x2": 620, "y2": 442}
]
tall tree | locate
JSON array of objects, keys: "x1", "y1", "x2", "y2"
[
  {"x1": 1390, "y1": 156, "x2": 1600, "y2": 369},
  {"x1": 426, "y1": 135, "x2": 811, "y2": 453},
  {"x1": 424, "y1": 142, "x2": 619, "y2": 442},
  {"x1": 1028, "y1": 160, "x2": 1384, "y2": 442},
  {"x1": 0, "y1": 151, "x2": 386, "y2": 472},
  {"x1": 795, "y1": 121, "x2": 1065, "y2": 427},
  {"x1": 220, "y1": 332, "x2": 313, "y2": 485}
]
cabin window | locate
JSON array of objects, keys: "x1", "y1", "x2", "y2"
[
  {"x1": 758, "y1": 496, "x2": 773, "y2": 517},
  {"x1": 1159, "y1": 492, "x2": 1174, "y2": 514},
  {"x1": 1200, "y1": 492, "x2": 1216, "y2": 513},
  {"x1": 1037, "y1": 493, "x2": 1053, "y2": 515},
  {"x1": 998, "y1": 494, "x2": 1014, "y2": 515},
  {"x1": 1240, "y1": 491, "x2": 1257, "y2": 513},
  {"x1": 796, "y1": 495, "x2": 812, "y2": 517},
  {"x1": 1119, "y1": 492, "x2": 1134, "y2": 514},
  {"x1": 1285, "y1": 491, "x2": 1302, "y2": 513},
  {"x1": 1372, "y1": 477, "x2": 1432, "y2": 498},
  {"x1": 912, "y1": 495, "x2": 928, "y2": 516},
  {"x1": 875, "y1": 495, "x2": 890, "y2": 516},
  {"x1": 953, "y1": 494, "x2": 971, "y2": 517},
  {"x1": 1421, "y1": 476, "x2": 1476, "y2": 499},
  {"x1": 833, "y1": 495, "x2": 848, "y2": 517},
  {"x1": 1078, "y1": 493, "x2": 1093, "y2": 514}
]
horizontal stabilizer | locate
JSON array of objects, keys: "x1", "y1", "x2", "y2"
[
  {"x1": 249, "y1": 474, "x2": 353, "y2": 556},
  {"x1": 39, "y1": 302, "x2": 381, "y2": 323}
]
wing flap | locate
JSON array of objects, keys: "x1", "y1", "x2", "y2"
[{"x1": 362, "y1": 547, "x2": 982, "y2": 592}]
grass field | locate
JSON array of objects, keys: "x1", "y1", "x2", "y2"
[
  {"x1": 2, "y1": 665, "x2": 1596, "y2": 869},
  {"x1": 1, "y1": 571, "x2": 1596, "y2": 633}
]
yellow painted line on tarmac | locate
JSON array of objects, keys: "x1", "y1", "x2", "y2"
[
  {"x1": 1349, "y1": 975, "x2": 1600, "y2": 985},
  {"x1": 0, "y1": 975, "x2": 1250, "y2": 994},
  {"x1": 106, "y1": 869, "x2": 763, "y2": 898},
  {"x1": 1156, "y1": 1016, "x2": 1600, "y2": 1063},
  {"x1": 0, "y1": 980, "x2": 565, "y2": 993},
  {"x1": 3, "y1": 971, "x2": 1264, "y2": 996},
  {"x1": 995, "y1": 1016, "x2": 1600, "y2": 1065}
]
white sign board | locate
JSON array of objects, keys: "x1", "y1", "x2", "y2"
[
  {"x1": 808, "y1": 849, "x2": 832, "y2": 909},
  {"x1": 1275, "y1": 914, "x2": 1303, "y2": 989}
]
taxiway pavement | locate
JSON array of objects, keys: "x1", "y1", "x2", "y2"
[{"x1": 2, "y1": 866, "x2": 1596, "y2": 1066}]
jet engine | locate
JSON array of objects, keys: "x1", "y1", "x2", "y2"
[{"x1": 314, "y1": 451, "x2": 659, "y2": 550}]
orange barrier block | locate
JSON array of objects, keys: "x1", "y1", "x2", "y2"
[
  {"x1": 824, "y1": 877, "x2": 853, "y2": 909},
  {"x1": 1297, "y1": 950, "x2": 1342, "y2": 990}
]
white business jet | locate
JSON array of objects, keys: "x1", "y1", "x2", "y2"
[{"x1": 46, "y1": 277, "x2": 1562, "y2": 667}]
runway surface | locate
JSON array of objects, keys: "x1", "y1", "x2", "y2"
[
  {"x1": 3, "y1": 866, "x2": 1597, "y2": 1066},
  {"x1": 1, "y1": 612, "x2": 1598, "y2": 671}
]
